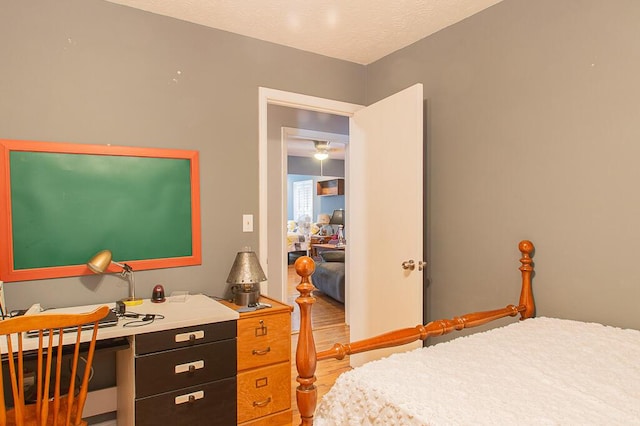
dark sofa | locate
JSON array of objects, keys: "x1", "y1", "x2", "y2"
[{"x1": 312, "y1": 250, "x2": 345, "y2": 303}]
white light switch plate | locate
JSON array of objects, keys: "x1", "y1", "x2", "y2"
[{"x1": 242, "y1": 214, "x2": 253, "y2": 232}]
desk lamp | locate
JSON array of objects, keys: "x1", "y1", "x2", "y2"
[
  {"x1": 330, "y1": 209, "x2": 346, "y2": 248},
  {"x1": 226, "y1": 249, "x2": 267, "y2": 307},
  {"x1": 87, "y1": 250, "x2": 142, "y2": 306}
]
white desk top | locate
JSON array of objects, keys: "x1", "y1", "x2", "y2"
[{"x1": 1, "y1": 294, "x2": 239, "y2": 354}]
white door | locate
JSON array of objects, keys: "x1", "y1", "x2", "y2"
[{"x1": 347, "y1": 83, "x2": 424, "y2": 367}]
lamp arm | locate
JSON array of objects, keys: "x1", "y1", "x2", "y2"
[{"x1": 119, "y1": 263, "x2": 135, "y2": 300}]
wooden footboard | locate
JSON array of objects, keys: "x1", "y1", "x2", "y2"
[{"x1": 294, "y1": 240, "x2": 535, "y2": 425}]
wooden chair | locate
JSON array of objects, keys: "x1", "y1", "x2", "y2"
[{"x1": 0, "y1": 306, "x2": 110, "y2": 426}]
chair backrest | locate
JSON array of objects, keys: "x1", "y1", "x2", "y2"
[{"x1": 0, "y1": 306, "x2": 110, "y2": 426}]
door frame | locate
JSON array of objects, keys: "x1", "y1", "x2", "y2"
[{"x1": 258, "y1": 88, "x2": 362, "y2": 314}]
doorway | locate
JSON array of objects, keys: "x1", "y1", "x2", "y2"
[
  {"x1": 259, "y1": 88, "x2": 362, "y2": 417},
  {"x1": 284, "y1": 127, "x2": 348, "y2": 331},
  {"x1": 257, "y1": 88, "x2": 361, "y2": 309}
]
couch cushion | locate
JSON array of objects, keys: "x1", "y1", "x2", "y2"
[
  {"x1": 313, "y1": 262, "x2": 345, "y2": 303},
  {"x1": 319, "y1": 250, "x2": 345, "y2": 263}
]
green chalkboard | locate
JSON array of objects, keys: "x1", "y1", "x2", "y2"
[{"x1": 0, "y1": 140, "x2": 201, "y2": 282}]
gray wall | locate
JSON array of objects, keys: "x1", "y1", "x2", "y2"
[
  {"x1": 288, "y1": 156, "x2": 345, "y2": 178},
  {"x1": 0, "y1": 0, "x2": 365, "y2": 310},
  {"x1": 367, "y1": 0, "x2": 640, "y2": 334},
  {"x1": 2, "y1": 0, "x2": 638, "y2": 334}
]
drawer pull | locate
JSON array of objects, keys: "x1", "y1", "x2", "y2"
[
  {"x1": 175, "y1": 360, "x2": 205, "y2": 374},
  {"x1": 252, "y1": 346, "x2": 271, "y2": 356},
  {"x1": 255, "y1": 320, "x2": 267, "y2": 337},
  {"x1": 253, "y1": 397, "x2": 272, "y2": 408},
  {"x1": 175, "y1": 330, "x2": 205, "y2": 343},
  {"x1": 175, "y1": 390, "x2": 204, "y2": 405}
]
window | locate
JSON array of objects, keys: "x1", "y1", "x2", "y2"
[{"x1": 292, "y1": 180, "x2": 313, "y2": 225}]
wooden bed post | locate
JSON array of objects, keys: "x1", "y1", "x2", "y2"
[
  {"x1": 294, "y1": 240, "x2": 536, "y2": 425},
  {"x1": 294, "y1": 256, "x2": 317, "y2": 426},
  {"x1": 518, "y1": 240, "x2": 535, "y2": 320}
]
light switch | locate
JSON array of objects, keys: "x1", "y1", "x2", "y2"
[{"x1": 243, "y1": 214, "x2": 253, "y2": 232}]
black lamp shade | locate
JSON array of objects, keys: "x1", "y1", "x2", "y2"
[{"x1": 329, "y1": 209, "x2": 344, "y2": 226}]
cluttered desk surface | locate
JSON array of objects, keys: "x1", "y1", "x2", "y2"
[{"x1": 1, "y1": 293, "x2": 239, "y2": 354}]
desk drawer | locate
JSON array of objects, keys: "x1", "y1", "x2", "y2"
[
  {"x1": 136, "y1": 377, "x2": 236, "y2": 426},
  {"x1": 237, "y1": 313, "x2": 289, "y2": 370},
  {"x1": 135, "y1": 320, "x2": 236, "y2": 355},
  {"x1": 237, "y1": 361, "x2": 290, "y2": 423},
  {"x1": 135, "y1": 339, "x2": 236, "y2": 398}
]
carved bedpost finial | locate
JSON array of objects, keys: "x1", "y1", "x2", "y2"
[
  {"x1": 294, "y1": 256, "x2": 318, "y2": 425},
  {"x1": 518, "y1": 240, "x2": 535, "y2": 320},
  {"x1": 294, "y1": 256, "x2": 316, "y2": 291},
  {"x1": 518, "y1": 240, "x2": 534, "y2": 256}
]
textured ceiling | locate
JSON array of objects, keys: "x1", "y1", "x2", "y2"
[{"x1": 105, "y1": 0, "x2": 504, "y2": 65}]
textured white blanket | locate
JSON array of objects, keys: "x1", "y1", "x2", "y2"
[{"x1": 315, "y1": 317, "x2": 640, "y2": 425}]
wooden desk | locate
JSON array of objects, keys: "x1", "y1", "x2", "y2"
[
  {"x1": 2, "y1": 294, "x2": 239, "y2": 425},
  {"x1": 309, "y1": 235, "x2": 332, "y2": 257}
]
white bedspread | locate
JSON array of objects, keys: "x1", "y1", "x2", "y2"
[{"x1": 315, "y1": 317, "x2": 640, "y2": 425}]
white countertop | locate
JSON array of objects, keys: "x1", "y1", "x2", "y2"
[{"x1": 1, "y1": 294, "x2": 239, "y2": 354}]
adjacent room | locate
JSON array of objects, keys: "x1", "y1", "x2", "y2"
[{"x1": 285, "y1": 130, "x2": 347, "y2": 329}]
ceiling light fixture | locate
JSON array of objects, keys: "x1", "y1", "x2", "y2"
[
  {"x1": 314, "y1": 140, "x2": 330, "y2": 161},
  {"x1": 314, "y1": 151, "x2": 329, "y2": 161}
]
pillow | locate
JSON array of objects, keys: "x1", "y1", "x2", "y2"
[{"x1": 320, "y1": 250, "x2": 345, "y2": 263}]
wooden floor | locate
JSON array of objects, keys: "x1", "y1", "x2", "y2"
[
  {"x1": 287, "y1": 264, "x2": 345, "y2": 333},
  {"x1": 287, "y1": 264, "x2": 351, "y2": 425}
]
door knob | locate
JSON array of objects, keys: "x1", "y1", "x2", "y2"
[{"x1": 401, "y1": 260, "x2": 415, "y2": 270}]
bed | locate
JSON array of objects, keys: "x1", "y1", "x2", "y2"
[
  {"x1": 287, "y1": 231, "x2": 310, "y2": 252},
  {"x1": 287, "y1": 219, "x2": 315, "y2": 253},
  {"x1": 292, "y1": 241, "x2": 640, "y2": 425}
]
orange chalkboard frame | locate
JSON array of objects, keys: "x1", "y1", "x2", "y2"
[{"x1": 0, "y1": 139, "x2": 202, "y2": 282}]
